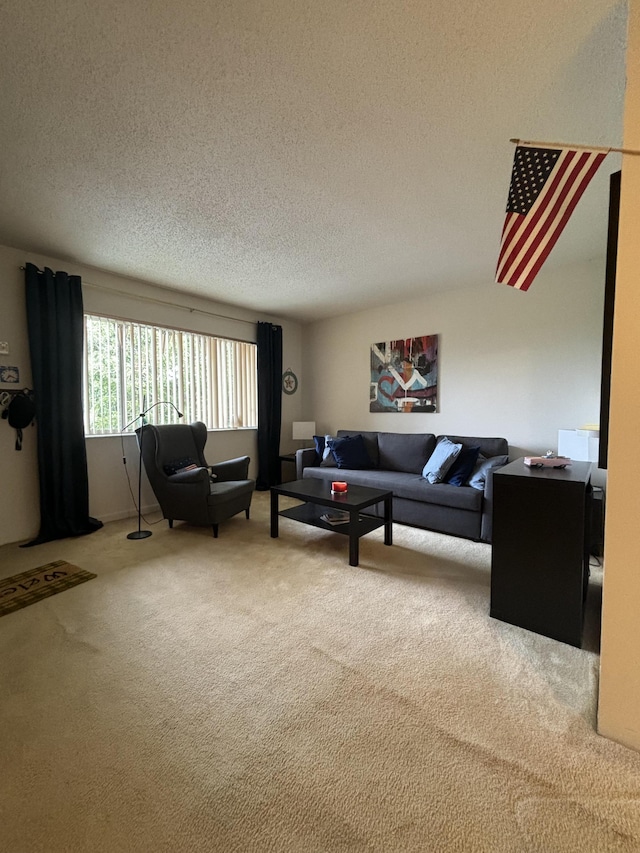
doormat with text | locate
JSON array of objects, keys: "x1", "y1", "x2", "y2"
[{"x1": 0, "y1": 560, "x2": 96, "y2": 617}]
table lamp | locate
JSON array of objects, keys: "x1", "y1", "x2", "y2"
[
  {"x1": 292, "y1": 421, "x2": 316, "y2": 449},
  {"x1": 557, "y1": 426, "x2": 600, "y2": 463}
]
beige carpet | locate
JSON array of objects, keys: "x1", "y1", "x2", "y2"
[{"x1": 0, "y1": 493, "x2": 638, "y2": 852}]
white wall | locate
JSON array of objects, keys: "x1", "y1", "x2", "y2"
[
  {"x1": 0, "y1": 249, "x2": 38, "y2": 548},
  {"x1": 304, "y1": 256, "x2": 607, "y2": 478},
  {"x1": 0, "y1": 244, "x2": 305, "y2": 545}
]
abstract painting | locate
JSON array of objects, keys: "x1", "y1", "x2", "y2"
[{"x1": 370, "y1": 336, "x2": 438, "y2": 413}]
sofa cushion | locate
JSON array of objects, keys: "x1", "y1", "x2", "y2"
[
  {"x1": 377, "y1": 432, "x2": 436, "y2": 474},
  {"x1": 327, "y1": 434, "x2": 373, "y2": 469},
  {"x1": 303, "y1": 466, "x2": 395, "y2": 491},
  {"x1": 444, "y1": 445, "x2": 481, "y2": 486},
  {"x1": 422, "y1": 437, "x2": 462, "y2": 484},
  {"x1": 468, "y1": 454, "x2": 509, "y2": 490},
  {"x1": 302, "y1": 466, "x2": 483, "y2": 511},
  {"x1": 398, "y1": 477, "x2": 483, "y2": 511},
  {"x1": 378, "y1": 472, "x2": 481, "y2": 510}
]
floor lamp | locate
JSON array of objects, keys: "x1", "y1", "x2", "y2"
[{"x1": 122, "y1": 401, "x2": 183, "y2": 540}]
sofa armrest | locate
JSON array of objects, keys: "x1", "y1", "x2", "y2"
[
  {"x1": 480, "y1": 461, "x2": 509, "y2": 542},
  {"x1": 162, "y1": 467, "x2": 211, "y2": 505},
  {"x1": 210, "y1": 456, "x2": 250, "y2": 482},
  {"x1": 296, "y1": 447, "x2": 318, "y2": 479},
  {"x1": 166, "y1": 467, "x2": 210, "y2": 486}
]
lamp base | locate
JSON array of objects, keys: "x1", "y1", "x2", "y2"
[{"x1": 127, "y1": 530, "x2": 152, "y2": 540}]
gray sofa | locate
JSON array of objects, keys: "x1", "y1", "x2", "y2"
[{"x1": 295, "y1": 430, "x2": 509, "y2": 543}]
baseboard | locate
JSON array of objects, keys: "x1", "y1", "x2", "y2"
[{"x1": 94, "y1": 504, "x2": 161, "y2": 524}]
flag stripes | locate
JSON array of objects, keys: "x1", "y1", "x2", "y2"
[{"x1": 496, "y1": 146, "x2": 607, "y2": 291}]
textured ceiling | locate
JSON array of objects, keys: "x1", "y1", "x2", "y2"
[{"x1": 0, "y1": 1, "x2": 628, "y2": 322}]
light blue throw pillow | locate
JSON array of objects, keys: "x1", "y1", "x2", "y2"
[
  {"x1": 467, "y1": 454, "x2": 509, "y2": 490},
  {"x1": 320, "y1": 434, "x2": 338, "y2": 467},
  {"x1": 422, "y1": 437, "x2": 463, "y2": 484}
]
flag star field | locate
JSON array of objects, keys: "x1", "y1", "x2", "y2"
[{"x1": 507, "y1": 147, "x2": 561, "y2": 216}]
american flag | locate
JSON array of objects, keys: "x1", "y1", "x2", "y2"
[{"x1": 496, "y1": 145, "x2": 607, "y2": 291}]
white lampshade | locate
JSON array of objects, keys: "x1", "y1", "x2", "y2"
[
  {"x1": 558, "y1": 428, "x2": 600, "y2": 463},
  {"x1": 292, "y1": 421, "x2": 316, "y2": 440}
]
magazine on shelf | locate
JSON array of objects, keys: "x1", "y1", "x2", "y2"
[{"x1": 320, "y1": 511, "x2": 350, "y2": 526}]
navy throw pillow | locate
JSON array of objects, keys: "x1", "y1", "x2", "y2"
[
  {"x1": 444, "y1": 445, "x2": 481, "y2": 486},
  {"x1": 327, "y1": 434, "x2": 372, "y2": 469},
  {"x1": 313, "y1": 434, "x2": 325, "y2": 462},
  {"x1": 163, "y1": 457, "x2": 197, "y2": 476}
]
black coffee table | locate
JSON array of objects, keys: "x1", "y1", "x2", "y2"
[{"x1": 270, "y1": 478, "x2": 393, "y2": 566}]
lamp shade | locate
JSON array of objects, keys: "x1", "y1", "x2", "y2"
[
  {"x1": 292, "y1": 421, "x2": 316, "y2": 440},
  {"x1": 558, "y1": 428, "x2": 600, "y2": 463}
]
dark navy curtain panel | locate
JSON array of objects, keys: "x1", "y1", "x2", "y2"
[
  {"x1": 256, "y1": 321, "x2": 283, "y2": 490},
  {"x1": 22, "y1": 263, "x2": 102, "y2": 546}
]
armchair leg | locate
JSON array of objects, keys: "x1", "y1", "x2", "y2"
[
  {"x1": 212, "y1": 524, "x2": 219, "y2": 538},
  {"x1": 168, "y1": 519, "x2": 173, "y2": 528},
  {"x1": 245, "y1": 508, "x2": 250, "y2": 520}
]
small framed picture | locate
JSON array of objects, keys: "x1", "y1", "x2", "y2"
[{"x1": 282, "y1": 369, "x2": 298, "y2": 395}]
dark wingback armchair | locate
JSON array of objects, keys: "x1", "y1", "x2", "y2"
[{"x1": 136, "y1": 421, "x2": 255, "y2": 537}]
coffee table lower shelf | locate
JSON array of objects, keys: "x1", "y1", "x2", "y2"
[{"x1": 279, "y1": 503, "x2": 382, "y2": 537}]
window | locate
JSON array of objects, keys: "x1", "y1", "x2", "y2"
[{"x1": 83, "y1": 314, "x2": 257, "y2": 435}]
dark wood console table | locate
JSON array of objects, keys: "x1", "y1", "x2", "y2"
[
  {"x1": 490, "y1": 458, "x2": 592, "y2": 647},
  {"x1": 278, "y1": 453, "x2": 297, "y2": 484}
]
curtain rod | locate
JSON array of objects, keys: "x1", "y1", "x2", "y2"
[
  {"x1": 19, "y1": 266, "x2": 256, "y2": 327},
  {"x1": 83, "y1": 280, "x2": 257, "y2": 327},
  {"x1": 510, "y1": 137, "x2": 640, "y2": 156}
]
